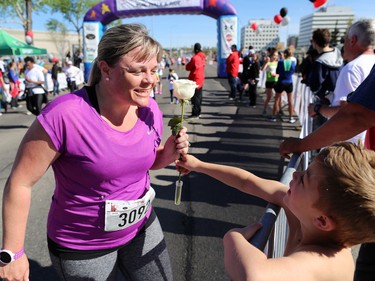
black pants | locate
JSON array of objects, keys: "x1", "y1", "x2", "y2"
[
  {"x1": 10, "y1": 97, "x2": 19, "y2": 108},
  {"x1": 228, "y1": 75, "x2": 237, "y2": 99},
  {"x1": 191, "y1": 87, "x2": 203, "y2": 117},
  {"x1": 248, "y1": 82, "x2": 258, "y2": 106},
  {"x1": 26, "y1": 92, "x2": 44, "y2": 116},
  {"x1": 354, "y1": 243, "x2": 375, "y2": 281},
  {"x1": 68, "y1": 80, "x2": 77, "y2": 93}
]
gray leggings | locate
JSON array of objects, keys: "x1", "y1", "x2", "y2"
[{"x1": 49, "y1": 214, "x2": 173, "y2": 281}]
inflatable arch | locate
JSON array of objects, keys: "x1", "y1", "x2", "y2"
[{"x1": 82, "y1": 0, "x2": 238, "y2": 81}]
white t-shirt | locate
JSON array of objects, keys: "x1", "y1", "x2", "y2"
[
  {"x1": 33, "y1": 63, "x2": 47, "y2": 73},
  {"x1": 331, "y1": 54, "x2": 375, "y2": 144},
  {"x1": 24, "y1": 66, "x2": 45, "y2": 94},
  {"x1": 0, "y1": 60, "x2": 5, "y2": 73},
  {"x1": 168, "y1": 73, "x2": 179, "y2": 90},
  {"x1": 65, "y1": 65, "x2": 81, "y2": 81},
  {"x1": 332, "y1": 54, "x2": 375, "y2": 106}
]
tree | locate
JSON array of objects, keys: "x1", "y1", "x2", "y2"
[
  {"x1": 330, "y1": 21, "x2": 340, "y2": 47},
  {"x1": 46, "y1": 19, "x2": 69, "y2": 61},
  {"x1": 0, "y1": 0, "x2": 47, "y2": 44},
  {"x1": 45, "y1": 0, "x2": 100, "y2": 51},
  {"x1": 340, "y1": 18, "x2": 354, "y2": 44}
]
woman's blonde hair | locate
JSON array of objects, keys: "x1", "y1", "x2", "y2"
[
  {"x1": 88, "y1": 24, "x2": 163, "y2": 86},
  {"x1": 314, "y1": 142, "x2": 375, "y2": 246}
]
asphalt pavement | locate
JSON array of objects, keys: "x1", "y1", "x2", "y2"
[{"x1": 0, "y1": 62, "x2": 300, "y2": 281}]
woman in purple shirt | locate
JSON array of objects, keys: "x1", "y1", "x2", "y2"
[{"x1": 0, "y1": 24, "x2": 189, "y2": 281}]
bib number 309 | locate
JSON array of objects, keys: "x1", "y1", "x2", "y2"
[{"x1": 104, "y1": 188, "x2": 155, "y2": 232}]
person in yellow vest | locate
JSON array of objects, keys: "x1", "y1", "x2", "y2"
[{"x1": 261, "y1": 49, "x2": 279, "y2": 116}]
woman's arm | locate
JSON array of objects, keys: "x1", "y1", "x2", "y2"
[
  {"x1": 1, "y1": 120, "x2": 60, "y2": 281},
  {"x1": 261, "y1": 61, "x2": 269, "y2": 71}
]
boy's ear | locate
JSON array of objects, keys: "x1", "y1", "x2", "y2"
[{"x1": 313, "y1": 215, "x2": 336, "y2": 232}]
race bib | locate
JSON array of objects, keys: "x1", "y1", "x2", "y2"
[{"x1": 104, "y1": 187, "x2": 155, "y2": 232}]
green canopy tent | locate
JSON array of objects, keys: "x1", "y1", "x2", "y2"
[{"x1": 0, "y1": 29, "x2": 47, "y2": 56}]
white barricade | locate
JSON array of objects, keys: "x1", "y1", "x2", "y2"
[{"x1": 252, "y1": 74, "x2": 313, "y2": 258}]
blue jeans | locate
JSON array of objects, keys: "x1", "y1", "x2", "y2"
[
  {"x1": 228, "y1": 74, "x2": 237, "y2": 99},
  {"x1": 0, "y1": 87, "x2": 3, "y2": 112},
  {"x1": 53, "y1": 79, "x2": 59, "y2": 95}
]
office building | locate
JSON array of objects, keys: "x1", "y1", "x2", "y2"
[
  {"x1": 240, "y1": 19, "x2": 279, "y2": 52},
  {"x1": 298, "y1": 6, "x2": 355, "y2": 49},
  {"x1": 287, "y1": 35, "x2": 298, "y2": 49}
]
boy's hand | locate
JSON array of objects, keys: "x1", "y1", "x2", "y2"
[
  {"x1": 228, "y1": 223, "x2": 262, "y2": 241},
  {"x1": 175, "y1": 154, "x2": 200, "y2": 175}
]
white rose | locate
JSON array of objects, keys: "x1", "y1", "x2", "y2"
[{"x1": 173, "y1": 79, "x2": 197, "y2": 100}]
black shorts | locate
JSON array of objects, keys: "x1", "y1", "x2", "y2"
[
  {"x1": 274, "y1": 83, "x2": 293, "y2": 94},
  {"x1": 265, "y1": 81, "x2": 276, "y2": 89}
]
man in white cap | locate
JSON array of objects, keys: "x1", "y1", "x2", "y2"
[
  {"x1": 240, "y1": 48, "x2": 256, "y2": 102},
  {"x1": 65, "y1": 60, "x2": 81, "y2": 92}
]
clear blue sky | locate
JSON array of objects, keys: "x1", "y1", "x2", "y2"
[{"x1": 1, "y1": 0, "x2": 374, "y2": 48}]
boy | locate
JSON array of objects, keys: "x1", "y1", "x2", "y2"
[
  {"x1": 167, "y1": 68, "x2": 179, "y2": 104},
  {"x1": 176, "y1": 142, "x2": 375, "y2": 281}
]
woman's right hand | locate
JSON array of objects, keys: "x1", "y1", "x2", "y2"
[{"x1": 0, "y1": 254, "x2": 29, "y2": 281}]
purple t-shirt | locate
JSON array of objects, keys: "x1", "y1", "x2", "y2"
[{"x1": 37, "y1": 87, "x2": 163, "y2": 250}]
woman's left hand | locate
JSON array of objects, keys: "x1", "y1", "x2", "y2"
[{"x1": 152, "y1": 127, "x2": 189, "y2": 170}]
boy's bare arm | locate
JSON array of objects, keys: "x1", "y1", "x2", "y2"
[
  {"x1": 176, "y1": 155, "x2": 288, "y2": 206},
  {"x1": 224, "y1": 224, "x2": 353, "y2": 281}
]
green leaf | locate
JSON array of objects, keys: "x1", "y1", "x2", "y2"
[
  {"x1": 168, "y1": 116, "x2": 183, "y2": 136},
  {"x1": 171, "y1": 123, "x2": 183, "y2": 136},
  {"x1": 168, "y1": 116, "x2": 182, "y2": 127}
]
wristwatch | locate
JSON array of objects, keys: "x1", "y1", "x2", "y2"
[
  {"x1": 0, "y1": 247, "x2": 24, "y2": 264},
  {"x1": 314, "y1": 103, "x2": 322, "y2": 114}
]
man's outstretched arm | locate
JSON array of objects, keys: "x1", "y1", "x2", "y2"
[{"x1": 280, "y1": 102, "x2": 375, "y2": 158}]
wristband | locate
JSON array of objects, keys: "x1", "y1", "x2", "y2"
[{"x1": 0, "y1": 247, "x2": 25, "y2": 264}]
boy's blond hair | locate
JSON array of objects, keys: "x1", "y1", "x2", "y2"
[{"x1": 314, "y1": 142, "x2": 375, "y2": 246}]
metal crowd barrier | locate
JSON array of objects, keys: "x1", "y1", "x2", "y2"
[
  {"x1": 249, "y1": 153, "x2": 304, "y2": 257},
  {"x1": 249, "y1": 74, "x2": 313, "y2": 257}
]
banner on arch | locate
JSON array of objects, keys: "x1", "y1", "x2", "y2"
[
  {"x1": 220, "y1": 16, "x2": 238, "y2": 59},
  {"x1": 116, "y1": 0, "x2": 201, "y2": 11}
]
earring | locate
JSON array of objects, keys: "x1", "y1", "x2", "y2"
[{"x1": 106, "y1": 77, "x2": 109, "y2": 81}]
